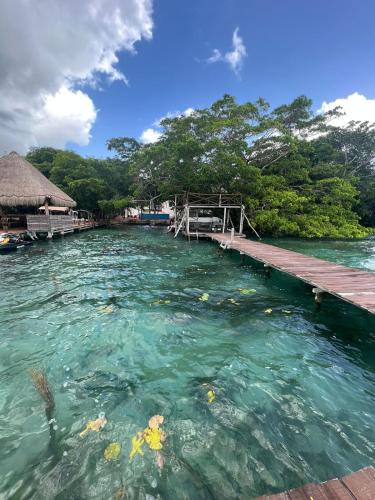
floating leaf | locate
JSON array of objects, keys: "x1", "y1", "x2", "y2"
[
  {"x1": 207, "y1": 389, "x2": 215, "y2": 404},
  {"x1": 79, "y1": 416, "x2": 107, "y2": 438},
  {"x1": 198, "y1": 293, "x2": 209, "y2": 302},
  {"x1": 228, "y1": 298, "x2": 239, "y2": 305},
  {"x1": 153, "y1": 299, "x2": 171, "y2": 305},
  {"x1": 282, "y1": 309, "x2": 292, "y2": 314},
  {"x1": 238, "y1": 288, "x2": 256, "y2": 294},
  {"x1": 264, "y1": 308, "x2": 273, "y2": 314},
  {"x1": 104, "y1": 442, "x2": 121, "y2": 461}
]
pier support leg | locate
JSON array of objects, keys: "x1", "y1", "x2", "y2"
[
  {"x1": 312, "y1": 287, "x2": 324, "y2": 305},
  {"x1": 264, "y1": 264, "x2": 271, "y2": 278},
  {"x1": 47, "y1": 231, "x2": 53, "y2": 239}
]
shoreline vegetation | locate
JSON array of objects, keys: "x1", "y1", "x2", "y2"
[{"x1": 26, "y1": 94, "x2": 375, "y2": 239}]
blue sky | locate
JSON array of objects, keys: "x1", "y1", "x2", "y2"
[{"x1": 1, "y1": 0, "x2": 374, "y2": 156}]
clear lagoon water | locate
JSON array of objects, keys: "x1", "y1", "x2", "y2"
[{"x1": 0, "y1": 227, "x2": 374, "y2": 499}]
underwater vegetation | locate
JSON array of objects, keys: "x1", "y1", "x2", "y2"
[
  {"x1": 79, "y1": 415, "x2": 107, "y2": 438},
  {"x1": 104, "y1": 442, "x2": 122, "y2": 461},
  {"x1": 130, "y1": 415, "x2": 167, "y2": 469},
  {"x1": 29, "y1": 368, "x2": 55, "y2": 411}
]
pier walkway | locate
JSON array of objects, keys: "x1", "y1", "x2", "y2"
[
  {"x1": 256, "y1": 466, "x2": 375, "y2": 500},
  {"x1": 210, "y1": 233, "x2": 375, "y2": 315}
]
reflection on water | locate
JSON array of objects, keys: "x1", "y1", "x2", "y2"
[{"x1": 0, "y1": 227, "x2": 374, "y2": 499}]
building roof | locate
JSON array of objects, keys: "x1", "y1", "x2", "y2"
[{"x1": 0, "y1": 152, "x2": 76, "y2": 208}]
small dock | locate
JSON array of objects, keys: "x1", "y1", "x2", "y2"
[
  {"x1": 210, "y1": 233, "x2": 375, "y2": 315},
  {"x1": 256, "y1": 466, "x2": 375, "y2": 500}
]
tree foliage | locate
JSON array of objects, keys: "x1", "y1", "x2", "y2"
[
  {"x1": 26, "y1": 149, "x2": 132, "y2": 212},
  {"x1": 27, "y1": 94, "x2": 375, "y2": 238}
]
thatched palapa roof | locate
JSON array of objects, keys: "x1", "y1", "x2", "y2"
[{"x1": 0, "y1": 152, "x2": 76, "y2": 208}]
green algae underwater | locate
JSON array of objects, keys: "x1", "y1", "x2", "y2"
[{"x1": 0, "y1": 226, "x2": 374, "y2": 499}]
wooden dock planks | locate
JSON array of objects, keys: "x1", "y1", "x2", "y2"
[
  {"x1": 256, "y1": 466, "x2": 375, "y2": 500},
  {"x1": 210, "y1": 234, "x2": 375, "y2": 314}
]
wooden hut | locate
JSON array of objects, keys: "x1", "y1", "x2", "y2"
[{"x1": 0, "y1": 151, "x2": 76, "y2": 236}]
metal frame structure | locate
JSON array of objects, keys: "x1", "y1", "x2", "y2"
[{"x1": 173, "y1": 192, "x2": 245, "y2": 238}]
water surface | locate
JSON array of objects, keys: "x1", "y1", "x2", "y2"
[{"x1": 0, "y1": 227, "x2": 374, "y2": 499}]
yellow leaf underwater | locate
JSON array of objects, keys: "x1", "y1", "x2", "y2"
[
  {"x1": 264, "y1": 308, "x2": 273, "y2": 314},
  {"x1": 143, "y1": 427, "x2": 165, "y2": 450},
  {"x1": 129, "y1": 415, "x2": 166, "y2": 461},
  {"x1": 79, "y1": 416, "x2": 107, "y2": 438},
  {"x1": 238, "y1": 288, "x2": 256, "y2": 294},
  {"x1": 198, "y1": 293, "x2": 209, "y2": 302},
  {"x1": 207, "y1": 389, "x2": 215, "y2": 404},
  {"x1": 104, "y1": 442, "x2": 121, "y2": 461},
  {"x1": 152, "y1": 299, "x2": 171, "y2": 305},
  {"x1": 228, "y1": 298, "x2": 239, "y2": 305},
  {"x1": 129, "y1": 433, "x2": 144, "y2": 460}
]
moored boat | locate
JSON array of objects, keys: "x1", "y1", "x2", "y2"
[{"x1": 0, "y1": 233, "x2": 32, "y2": 252}]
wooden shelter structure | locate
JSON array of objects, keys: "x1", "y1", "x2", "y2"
[
  {"x1": 0, "y1": 151, "x2": 76, "y2": 236},
  {"x1": 173, "y1": 192, "x2": 245, "y2": 238}
]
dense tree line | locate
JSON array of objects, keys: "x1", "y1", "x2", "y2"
[
  {"x1": 26, "y1": 147, "x2": 132, "y2": 213},
  {"x1": 27, "y1": 94, "x2": 375, "y2": 238}
]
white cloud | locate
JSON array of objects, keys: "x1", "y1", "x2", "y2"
[
  {"x1": 140, "y1": 128, "x2": 162, "y2": 144},
  {"x1": 182, "y1": 107, "x2": 195, "y2": 117},
  {"x1": 207, "y1": 28, "x2": 246, "y2": 75},
  {"x1": 154, "y1": 107, "x2": 195, "y2": 126},
  {"x1": 319, "y1": 92, "x2": 375, "y2": 127},
  {"x1": 141, "y1": 107, "x2": 195, "y2": 143},
  {"x1": 0, "y1": 0, "x2": 153, "y2": 154},
  {"x1": 207, "y1": 49, "x2": 222, "y2": 64},
  {"x1": 33, "y1": 86, "x2": 97, "y2": 149}
]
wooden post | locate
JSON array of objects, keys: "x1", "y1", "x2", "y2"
[
  {"x1": 264, "y1": 264, "x2": 271, "y2": 278},
  {"x1": 239, "y1": 205, "x2": 244, "y2": 234},
  {"x1": 44, "y1": 200, "x2": 52, "y2": 238},
  {"x1": 223, "y1": 207, "x2": 226, "y2": 233},
  {"x1": 186, "y1": 205, "x2": 190, "y2": 237},
  {"x1": 312, "y1": 287, "x2": 324, "y2": 304},
  {"x1": 0, "y1": 206, "x2": 6, "y2": 230}
]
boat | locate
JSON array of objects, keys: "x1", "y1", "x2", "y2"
[{"x1": 0, "y1": 233, "x2": 32, "y2": 252}]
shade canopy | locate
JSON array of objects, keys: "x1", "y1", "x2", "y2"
[
  {"x1": 0, "y1": 152, "x2": 76, "y2": 208},
  {"x1": 38, "y1": 206, "x2": 70, "y2": 212}
]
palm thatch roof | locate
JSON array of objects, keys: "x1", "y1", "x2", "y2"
[{"x1": 0, "y1": 152, "x2": 76, "y2": 208}]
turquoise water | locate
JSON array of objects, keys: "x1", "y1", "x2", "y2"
[
  {"x1": 263, "y1": 237, "x2": 375, "y2": 272},
  {"x1": 0, "y1": 227, "x2": 374, "y2": 499}
]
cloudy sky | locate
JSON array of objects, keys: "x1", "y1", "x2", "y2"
[{"x1": 0, "y1": 0, "x2": 374, "y2": 156}]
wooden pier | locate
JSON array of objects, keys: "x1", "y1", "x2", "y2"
[
  {"x1": 210, "y1": 233, "x2": 375, "y2": 315},
  {"x1": 256, "y1": 466, "x2": 375, "y2": 500}
]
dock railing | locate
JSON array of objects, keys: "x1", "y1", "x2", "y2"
[{"x1": 27, "y1": 214, "x2": 75, "y2": 236}]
